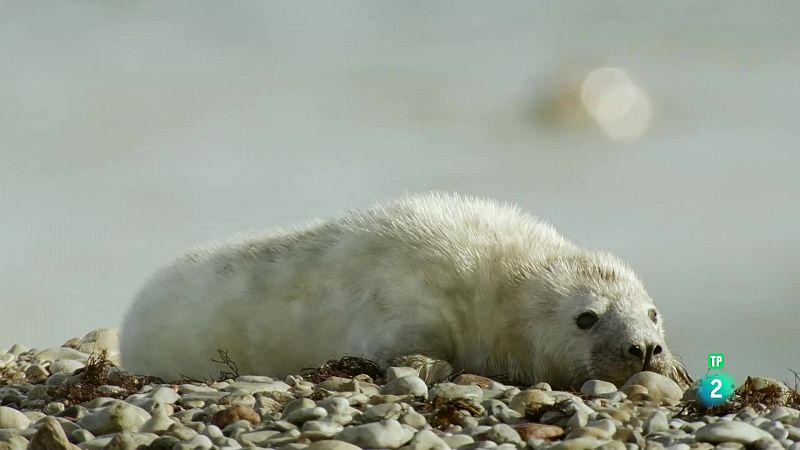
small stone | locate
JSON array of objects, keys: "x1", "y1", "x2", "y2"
[
  {"x1": 163, "y1": 423, "x2": 199, "y2": 441},
  {"x1": 750, "y1": 437, "x2": 783, "y2": 450},
  {"x1": 105, "y1": 432, "x2": 159, "y2": 450},
  {"x1": 211, "y1": 404, "x2": 261, "y2": 429},
  {"x1": 566, "y1": 425, "x2": 613, "y2": 441},
  {"x1": 625, "y1": 384, "x2": 650, "y2": 402},
  {"x1": 305, "y1": 440, "x2": 362, "y2": 450},
  {"x1": 644, "y1": 410, "x2": 670, "y2": 435},
  {"x1": 580, "y1": 380, "x2": 617, "y2": 395},
  {"x1": 548, "y1": 437, "x2": 606, "y2": 450},
  {"x1": 695, "y1": 421, "x2": 771, "y2": 444},
  {"x1": 139, "y1": 407, "x2": 176, "y2": 434},
  {"x1": 509, "y1": 389, "x2": 555, "y2": 414},
  {"x1": 483, "y1": 399, "x2": 522, "y2": 424},
  {"x1": 567, "y1": 410, "x2": 589, "y2": 429},
  {"x1": 621, "y1": 372, "x2": 683, "y2": 406},
  {"x1": 399, "y1": 429, "x2": 451, "y2": 450},
  {"x1": 387, "y1": 367, "x2": 419, "y2": 382},
  {"x1": 454, "y1": 374, "x2": 495, "y2": 389},
  {"x1": 44, "y1": 402, "x2": 66, "y2": 415},
  {"x1": 29, "y1": 416, "x2": 74, "y2": 450},
  {"x1": 70, "y1": 429, "x2": 94, "y2": 444},
  {"x1": 224, "y1": 380, "x2": 292, "y2": 394},
  {"x1": 48, "y1": 359, "x2": 85, "y2": 375},
  {"x1": 342, "y1": 379, "x2": 381, "y2": 397},
  {"x1": 239, "y1": 429, "x2": 282, "y2": 445},
  {"x1": 76, "y1": 328, "x2": 119, "y2": 355},
  {"x1": 0, "y1": 406, "x2": 31, "y2": 429},
  {"x1": 362, "y1": 402, "x2": 404, "y2": 422},
  {"x1": 486, "y1": 423, "x2": 522, "y2": 444},
  {"x1": 317, "y1": 397, "x2": 353, "y2": 416},
  {"x1": 32, "y1": 348, "x2": 88, "y2": 363},
  {"x1": 614, "y1": 428, "x2": 645, "y2": 447},
  {"x1": 260, "y1": 429, "x2": 301, "y2": 447},
  {"x1": 401, "y1": 410, "x2": 428, "y2": 429},
  {"x1": 716, "y1": 443, "x2": 745, "y2": 450},
  {"x1": 0, "y1": 353, "x2": 15, "y2": 369},
  {"x1": 181, "y1": 434, "x2": 213, "y2": 449},
  {"x1": 382, "y1": 375, "x2": 429, "y2": 398},
  {"x1": 284, "y1": 406, "x2": 328, "y2": 425},
  {"x1": 335, "y1": 419, "x2": 414, "y2": 448},
  {"x1": 317, "y1": 376, "x2": 352, "y2": 392},
  {"x1": 302, "y1": 420, "x2": 344, "y2": 440},
  {"x1": 512, "y1": 423, "x2": 564, "y2": 440},
  {"x1": 7, "y1": 344, "x2": 27, "y2": 357},
  {"x1": 783, "y1": 425, "x2": 800, "y2": 441},
  {"x1": 764, "y1": 423, "x2": 789, "y2": 441},
  {"x1": 430, "y1": 383, "x2": 483, "y2": 402},
  {"x1": 442, "y1": 434, "x2": 474, "y2": 448},
  {"x1": 596, "y1": 441, "x2": 626, "y2": 450},
  {"x1": 25, "y1": 364, "x2": 49, "y2": 382},
  {"x1": 77, "y1": 400, "x2": 151, "y2": 435},
  {"x1": 666, "y1": 445, "x2": 691, "y2": 450}
]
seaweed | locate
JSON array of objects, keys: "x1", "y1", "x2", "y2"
[
  {"x1": 301, "y1": 355, "x2": 384, "y2": 383},
  {"x1": 48, "y1": 350, "x2": 156, "y2": 406}
]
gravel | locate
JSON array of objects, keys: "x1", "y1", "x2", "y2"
[{"x1": 0, "y1": 328, "x2": 798, "y2": 450}]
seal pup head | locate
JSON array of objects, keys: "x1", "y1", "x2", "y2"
[{"x1": 518, "y1": 252, "x2": 691, "y2": 389}]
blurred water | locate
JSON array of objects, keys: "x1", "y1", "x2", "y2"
[{"x1": 1, "y1": 1, "x2": 798, "y2": 382}]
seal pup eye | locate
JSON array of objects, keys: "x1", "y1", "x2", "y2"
[
  {"x1": 648, "y1": 309, "x2": 658, "y2": 324},
  {"x1": 575, "y1": 311, "x2": 599, "y2": 330}
]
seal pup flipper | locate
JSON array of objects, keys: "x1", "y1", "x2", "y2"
[{"x1": 388, "y1": 354, "x2": 454, "y2": 385}]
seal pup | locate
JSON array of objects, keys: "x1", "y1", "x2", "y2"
[{"x1": 120, "y1": 192, "x2": 690, "y2": 388}]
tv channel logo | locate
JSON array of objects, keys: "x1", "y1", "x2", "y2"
[{"x1": 698, "y1": 352, "x2": 735, "y2": 408}]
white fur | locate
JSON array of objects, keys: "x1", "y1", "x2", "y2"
[{"x1": 120, "y1": 192, "x2": 680, "y2": 386}]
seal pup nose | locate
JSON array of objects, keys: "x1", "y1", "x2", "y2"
[
  {"x1": 627, "y1": 341, "x2": 664, "y2": 371},
  {"x1": 627, "y1": 342, "x2": 662, "y2": 360}
]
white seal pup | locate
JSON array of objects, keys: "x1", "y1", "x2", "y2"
[{"x1": 120, "y1": 193, "x2": 690, "y2": 388}]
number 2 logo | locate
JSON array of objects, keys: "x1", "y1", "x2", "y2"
[{"x1": 710, "y1": 378, "x2": 723, "y2": 398}]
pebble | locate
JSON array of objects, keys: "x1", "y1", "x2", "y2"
[
  {"x1": 362, "y1": 402, "x2": 404, "y2": 422},
  {"x1": 0, "y1": 353, "x2": 16, "y2": 368},
  {"x1": 336, "y1": 419, "x2": 415, "y2": 448},
  {"x1": 695, "y1": 421, "x2": 772, "y2": 444},
  {"x1": 75, "y1": 328, "x2": 119, "y2": 356},
  {"x1": 382, "y1": 375, "x2": 429, "y2": 398},
  {"x1": 0, "y1": 406, "x2": 31, "y2": 429},
  {"x1": 49, "y1": 359, "x2": 85, "y2": 375},
  {"x1": 211, "y1": 404, "x2": 261, "y2": 428},
  {"x1": 387, "y1": 366, "x2": 419, "y2": 381},
  {"x1": 621, "y1": 372, "x2": 683, "y2": 406},
  {"x1": 77, "y1": 400, "x2": 151, "y2": 435},
  {"x1": 581, "y1": 380, "x2": 618, "y2": 395},
  {"x1": 509, "y1": 389, "x2": 555, "y2": 413},
  {"x1": 454, "y1": 374, "x2": 496, "y2": 389},
  {"x1": 305, "y1": 440, "x2": 362, "y2": 450},
  {"x1": 399, "y1": 429, "x2": 452, "y2": 450},
  {"x1": 644, "y1": 410, "x2": 671, "y2": 434},
  {"x1": 486, "y1": 423, "x2": 522, "y2": 444},
  {"x1": 28, "y1": 416, "x2": 74, "y2": 450},
  {"x1": 32, "y1": 347, "x2": 88, "y2": 363},
  {"x1": 430, "y1": 383, "x2": 484, "y2": 402},
  {"x1": 303, "y1": 419, "x2": 345, "y2": 439},
  {"x1": 513, "y1": 422, "x2": 564, "y2": 440}
]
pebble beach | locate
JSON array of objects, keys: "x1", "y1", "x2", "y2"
[{"x1": 1, "y1": 328, "x2": 798, "y2": 450}]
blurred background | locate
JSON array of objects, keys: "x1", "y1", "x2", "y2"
[{"x1": 1, "y1": 2, "x2": 798, "y2": 382}]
